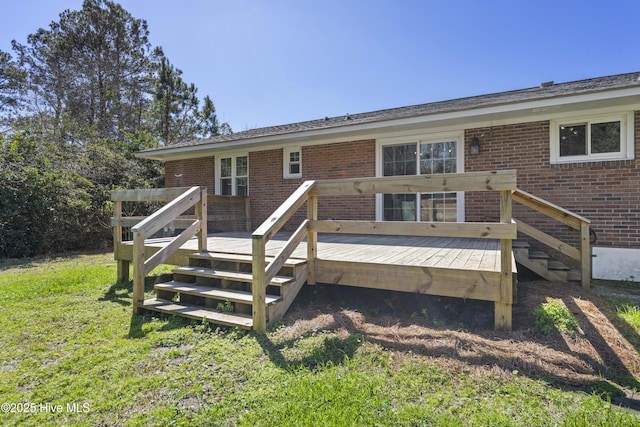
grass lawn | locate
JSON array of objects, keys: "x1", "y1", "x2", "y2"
[{"x1": 1, "y1": 253, "x2": 639, "y2": 426}]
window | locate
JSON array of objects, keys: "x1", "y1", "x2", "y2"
[
  {"x1": 217, "y1": 154, "x2": 248, "y2": 196},
  {"x1": 551, "y1": 112, "x2": 633, "y2": 163},
  {"x1": 283, "y1": 147, "x2": 302, "y2": 178},
  {"x1": 380, "y1": 139, "x2": 462, "y2": 222}
]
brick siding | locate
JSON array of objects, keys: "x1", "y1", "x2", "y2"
[
  {"x1": 163, "y1": 113, "x2": 639, "y2": 251},
  {"x1": 250, "y1": 140, "x2": 376, "y2": 230},
  {"x1": 465, "y1": 113, "x2": 640, "y2": 253}
]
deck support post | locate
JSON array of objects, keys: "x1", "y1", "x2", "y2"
[
  {"x1": 580, "y1": 222, "x2": 591, "y2": 289},
  {"x1": 132, "y1": 229, "x2": 146, "y2": 315},
  {"x1": 496, "y1": 189, "x2": 513, "y2": 331},
  {"x1": 117, "y1": 260, "x2": 130, "y2": 282},
  {"x1": 113, "y1": 200, "x2": 130, "y2": 282},
  {"x1": 307, "y1": 194, "x2": 318, "y2": 285},
  {"x1": 252, "y1": 236, "x2": 267, "y2": 333}
]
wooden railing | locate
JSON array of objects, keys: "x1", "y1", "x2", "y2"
[
  {"x1": 512, "y1": 189, "x2": 591, "y2": 288},
  {"x1": 251, "y1": 181, "x2": 316, "y2": 332},
  {"x1": 251, "y1": 170, "x2": 519, "y2": 332},
  {"x1": 111, "y1": 186, "x2": 208, "y2": 314}
]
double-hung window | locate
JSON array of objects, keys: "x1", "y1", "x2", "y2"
[
  {"x1": 550, "y1": 112, "x2": 634, "y2": 163},
  {"x1": 217, "y1": 154, "x2": 248, "y2": 196},
  {"x1": 283, "y1": 147, "x2": 302, "y2": 179}
]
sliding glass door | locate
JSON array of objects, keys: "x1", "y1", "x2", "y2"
[{"x1": 381, "y1": 139, "x2": 462, "y2": 222}]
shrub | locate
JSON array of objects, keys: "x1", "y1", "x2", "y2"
[{"x1": 534, "y1": 298, "x2": 578, "y2": 334}]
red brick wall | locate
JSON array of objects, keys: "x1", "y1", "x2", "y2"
[
  {"x1": 464, "y1": 114, "x2": 640, "y2": 250},
  {"x1": 165, "y1": 157, "x2": 215, "y2": 191},
  {"x1": 250, "y1": 140, "x2": 376, "y2": 230}
]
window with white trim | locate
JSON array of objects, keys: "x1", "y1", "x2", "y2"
[
  {"x1": 283, "y1": 147, "x2": 302, "y2": 179},
  {"x1": 217, "y1": 154, "x2": 248, "y2": 196},
  {"x1": 550, "y1": 112, "x2": 634, "y2": 163}
]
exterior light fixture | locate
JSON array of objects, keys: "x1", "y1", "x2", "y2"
[{"x1": 470, "y1": 137, "x2": 480, "y2": 155}]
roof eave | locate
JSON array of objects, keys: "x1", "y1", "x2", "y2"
[{"x1": 137, "y1": 86, "x2": 640, "y2": 161}]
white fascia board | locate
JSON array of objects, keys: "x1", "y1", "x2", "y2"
[{"x1": 137, "y1": 87, "x2": 640, "y2": 161}]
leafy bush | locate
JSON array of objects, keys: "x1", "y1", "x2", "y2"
[{"x1": 534, "y1": 298, "x2": 578, "y2": 334}]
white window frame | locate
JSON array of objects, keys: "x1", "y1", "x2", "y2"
[
  {"x1": 550, "y1": 111, "x2": 634, "y2": 164},
  {"x1": 283, "y1": 146, "x2": 302, "y2": 179},
  {"x1": 375, "y1": 132, "x2": 465, "y2": 222},
  {"x1": 215, "y1": 152, "x2": 249, "y2": 196}
]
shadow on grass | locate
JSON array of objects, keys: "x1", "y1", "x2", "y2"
[
  {"x1": 99, "y1": 274, "x2": 172, "y2": 306},
  {"x1": 255, "y1": 323, "x2": 364, "y2": 372},
  {"x1": 276, "y1": 281, "x2": 640, "y2": 411},
  {"x1": 128, "y1": 311, "x2": 196, "y2": 339}
]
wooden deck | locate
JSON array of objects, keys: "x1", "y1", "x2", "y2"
[{"x1": 117, "y1": 231, "x2": 517, "y2": 303}]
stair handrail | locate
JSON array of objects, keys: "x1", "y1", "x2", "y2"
[
  {"x1": 129, "y1": 186, "x2": 208, "y2": 313},
  {"x1": 251, "y1": 180, "x2": 316, "y2": 332},
  {"x1": 512, "y1": 188, "x2": 591, "y2": 288}
]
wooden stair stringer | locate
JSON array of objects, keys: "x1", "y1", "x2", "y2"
[
  {"x1": 269, "y1": 263, "x2": 308, "y2": 323},
  {"x1": 513, "y1": 248, "x2": 569, "y2": 282}
]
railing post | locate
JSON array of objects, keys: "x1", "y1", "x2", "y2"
[
  {"x1": 307, "y1": 194, "x2": 318, "y2": 285},
  {"x1": 132, "y1": 228, "x2": 146, "y2": 315},
  {"x1": 580, "y1": 221, "x2": 591, "y2": 289},
  {"x1": 252, "y1": 236, "x2": 267, "y2": 333},
  {"x1": 245, "y1": 197, "x2": 252, "y2": 231},
  {"x1": 197, "y1": 187, "x2": 208, "y2": 253},
  {"x1": 113, "y1": 200, "x2": 130, "y2": 282},
  {"x1": 495, "y1": 189, "x2": 513, "y2": 331}
]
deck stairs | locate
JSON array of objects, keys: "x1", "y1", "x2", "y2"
[
  {"x1": 139, "y1": 252, "x2": 308, "y2": 329},
  {"x1": 513, "y1": 241, "x2": 580, "y2": 283}
]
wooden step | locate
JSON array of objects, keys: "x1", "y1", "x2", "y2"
[
  {"x1": 188, "y1": 252, "x2": 307, "y2": 267},
  {"x1": 140, "y1": 299, "x2": 253, "y2": 329},
  {"x1": 548, "y1": 260, "x2": 570, "y2": 271},
  {"x1": 155, "y1": 281, "x2": 281, "y2": 305},
  {"x1": 567, "y1": 270, "x2": 582, "y2": 282},
  {"x1": 529, "y1": 250, "x2": 550, "y2": 259},
  {"x1": 173, "y1": 266, "x2": 295, "y2": 286}
]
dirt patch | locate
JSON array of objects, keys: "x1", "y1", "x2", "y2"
[{"x1": 281, "y1": 280, "x2": 640, "y2": 405}]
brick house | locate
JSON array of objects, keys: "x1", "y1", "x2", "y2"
[{"x1": 138, "y1": 72, "x2": 640, "y2": 282}]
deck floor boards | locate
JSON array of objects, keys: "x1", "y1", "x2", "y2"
[{"x1": 132, "y1": 231, "x2": 514, "y2": 274}]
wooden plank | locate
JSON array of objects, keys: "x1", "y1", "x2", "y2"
[
  {"x1": 252, "y1": 180, "x2": 315, "y2": 240},
  {"x1": 498, "y1": 189, "x2": 513, "y2": 331},
  {"x1": 132, "y1": 229, "x2": 146, "y2": 315},
  {"x1": 310, "y1": 220, "x2": 517, "y2": 239},
  {"x1": 312, "y1": 170, "x2": 517, "y2": 196},
  {"x1": 265, "y1": 220, "x2": 309, "y2": 284},
  {"x1": 514, "y1": 219, "x2": 581, "y2": 261},
  {"x1": 580, "y1": 222, "x2": 591, "y2": 289},
  {"x1": 512, "y1": 189, "x2": 589, "y2": 230},
  {"x1": 252, "y1": 237, "x2": 267, "y2": 333},
  {"x1": 188, "y1": 252, "x2": 306, "y2": 266},
  {"x1": 314, "y1": 259, "x2": 502, "y2": 301},
  {"x1": 494, "y1": 302, "x2": 512, "y2": 331},
  {"x1": 144, "y1": 220, "x2": 201, "y2": 275},
  {"x1": 141, "y1": 299, "x2": 253, "y2": 329},
  {"x1": 307, "y1": 195, "x2": 318, "y2": 285},
  {"x1": 270, "y1": 264, "x2": 308, "y2": 322},
  {"x1": 132, "y1": 186, "x2": 201, "y2": 238},
  {"x1": 111, "y1": 217, "x2": 201, "y2": 229},
  {"x1": 111, "y1": 187, "x2": 190, "y2": 202},
  {"x1": 197, "y1": 188, "x2": 208, "y2": 252},
  {"x1": 154, "y1": 282, "x2": 281, "y2": 305},
  {"x1": 173, "y1": 266, "x2": 294, "y2": 286}
]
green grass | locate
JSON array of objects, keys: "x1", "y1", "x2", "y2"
[
  {"x1": 0, "y1": 253, "x2": 639, "y2": 426},
  {"x1": 534, "y1": 298, "x2": 579, "y2": 334}
]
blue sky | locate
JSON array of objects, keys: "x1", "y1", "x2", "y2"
[{"x1": 1, "y1": 0, "x2": 639, "y2": 131}]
